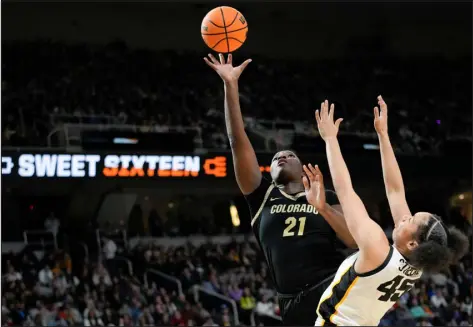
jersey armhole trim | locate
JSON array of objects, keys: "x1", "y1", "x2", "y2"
[
  {"x1": 356, "y1": 246, "x2": 394, "y2": 278},
  {"x1": 250, "y1": 184, "x2": 275, "y2": 226}
]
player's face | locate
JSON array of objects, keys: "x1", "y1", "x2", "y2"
[
  {"x1": 270, "y1": 150, "x2": 303, "y2": 184},
  {"x1": 392, "y1": 212, "x2": 431, "y2": 250}
]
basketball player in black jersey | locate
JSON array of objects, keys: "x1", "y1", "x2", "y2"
[{"x1": 204, "y1": 53, "x2": 357, "y2": 326}]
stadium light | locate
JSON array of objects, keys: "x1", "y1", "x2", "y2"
[{"x1": 230, "y1": 203, "x2": 240, "y2": 227}]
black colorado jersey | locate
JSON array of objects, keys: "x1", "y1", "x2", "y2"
[{"x1": 246, "y1": 177, "x2": 347, "y2": 294}]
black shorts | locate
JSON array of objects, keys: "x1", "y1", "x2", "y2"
[{"x1": 278, "y1": 274, "x2": 334, "y2": 326}]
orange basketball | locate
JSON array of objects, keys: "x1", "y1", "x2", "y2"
[{"x1": 201, "y1": 6, "x2": 248, "y2": 53}]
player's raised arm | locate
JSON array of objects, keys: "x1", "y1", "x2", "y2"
[
  {"x1": 316, "y1": 101, "x2": 390, "y2": 269},
  {"x1": 374, "y1": 96, "x2": 412, "y2": 227},
  {"x1": 204, "y1": 53, "x2": 261, "y2": 195}
]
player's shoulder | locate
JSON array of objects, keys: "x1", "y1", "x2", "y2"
[
  {"x1": 245, "y1": 176, "x2": 274, "y2": 197},
  {"x1": 358, "y1": 246, "x2": 422, "y2": 279},
  {"x1": 245, "y1": 177, "x2": 276, "y2": 226}
]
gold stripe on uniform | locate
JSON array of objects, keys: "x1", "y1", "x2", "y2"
[
  {"x1": 251, "y1": 184, "x2": 275, "y2": 226},
  {"x1": 279, "y1": 188, "x2": 305, "y2": 201},
  {"x1": 316, "y1": 263, "x2": 353, "y2": 318},
  {"x1": 318, "y1": 318, "x2": 337, "y2": 326},
  {"x1": 329, "y1": 276, "x2": 359, "y2": 324}
]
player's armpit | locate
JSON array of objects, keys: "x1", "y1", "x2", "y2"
[
  {"x1": 354, "y1": 226, "x2": 391, "y2": 275},
  {"x1": 245, "y1": 177, "x2": 273, "y2": 226},
  {"x1": 336, "y1": 190, "x2": 390, "y2": 256}
]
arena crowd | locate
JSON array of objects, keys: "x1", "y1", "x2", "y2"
[
  {"x1": 2, "y1": 40, "x2": 471, "y2": 154},
  {"x1": 2, "y1": 215, "x2": 471, "y2": 326}
]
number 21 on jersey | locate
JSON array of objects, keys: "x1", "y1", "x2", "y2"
[
  {"x1": 377, "y1": 275, "x2": 416, "y2": 302},
  {"x1": 283, "y1": 217, "x2": 306, "y2": 237}
]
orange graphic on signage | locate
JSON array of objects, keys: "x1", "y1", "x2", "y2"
[
  {"x1": 103, "y1": 167, "x2": 198, "y2": 177},
  {"x1": 103, "y1": 167, "x2": 146, "y2": 177},
  {"x1": 203, "y1": 156, "x2": 227, "y2": 178},
  {"x1": 259, "y1": 165, "x2": 271, "y2": 173},
  {"x1": 157, "y1": 169, "x2": 198, "y2": 177}
]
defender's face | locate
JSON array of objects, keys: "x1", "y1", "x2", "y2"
[
  {"x1": 392, "y1": 212, "x2": 431, "y2": 249},
  {"x1": 270, "y1": 150, "x2": 303, "y2": 183}
]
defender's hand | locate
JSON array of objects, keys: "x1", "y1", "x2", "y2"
[
  {"x1": 302, "y1": 164, "x2": 326, "y2": 211},
  {"x1": 315, "y1": 100, "x2": 343, "y2": 141},
  {"x1": 204, "y1": 53, "x2": 251, "y2": 84},
  {"x1": 374, "y1": 95, "x2": 388, "y2": 135}
]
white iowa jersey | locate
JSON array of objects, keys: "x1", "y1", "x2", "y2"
[{"x1": 315, "y1": 246, "x2": 422, "y2": 326}]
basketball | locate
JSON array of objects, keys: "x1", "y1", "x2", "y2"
[{"x1": 201, "y1": 6, "x2": 248, "y2": 53}]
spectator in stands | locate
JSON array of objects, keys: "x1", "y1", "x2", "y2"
[
  {"x1": 202, "y1": 273, "x2": 220, "y2": 293},
  {"x1": 102, "y1": 236, "x2": 117, "y2": 260},
  {"x1": 258, "y1": 281, "x2": 275, "y2": 299},
  {"x1": 409, "y1": 297, "x2": 431, "y2": 320},
  {"x1": 431, "y1": 289, "x2": 449, "y2": 311},
  {"x1": 431, "y1": 272, "x2": 448, "y2": 288},
  {"x1": 92, "y1": 263, "x2": 113, "y2": 287},
  {"x1": 217, "y1": 305, "x2": 232, "y2": 326},
  {"x1": 44, "y1": 212, "x2": 60, "y2": 237},
  {"x1": 180, "y1": 267, "x2": 198, "y2": 290},
  {"x1": 255, "y1": 295, "x2": 276, "y2": 317},
  {"x1": 4, "y1": 262, "x2": 22, "y2": 283},
  {"x1": 52, "y1": 249, "x2": 73, "y2": 277},
  {"x1": 164, "y1": 294, "x2": 178, "y2": 316},
  {"x1": 461, "y1": 296, "x2": 472, "y2": 317},
  {"x1": 102, "y1": 236, "x2": 119, "y2": 277},
  {"x1": 228, "y1": 283, "x2": 243, "y2": 302},
  {"x1": 62, "y1": 300, "x2": 83, "y2": 325},
  {"x1": 83, "y1": 307, "x2": 104, "y2": 326},
  {"x1": 202, "y1": 317, "x2": 218, "y2": 326},
  {"x1": 52, "y1": 270, "x2": 70, "y2": 296},
  {"x1": 102, "y1": 307, "x2": 119, "y2": 326},
  {"x1": 239, "y1": 287, "x2": 256, "y2": 324},
  {"x1": 140, "y1": 306, "x2": 155, "y2": 326},
  {"x1": 149, "y1": 209, "x2": 164, "y2": 237},
  {"x1": 37, "y1": 264, "x2": 54, "y2": 297},
  {"x1": 170, "y1": 310, "x2": 185, "y2": 326},
  {"x1": 119, "y1": 313, "x2": 133, "y2": 327}
]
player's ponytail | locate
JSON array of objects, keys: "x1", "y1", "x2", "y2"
[
  {"x1": 408, "y1": 215, "x2": 469, "y2": 272},
  {"x1": 446, "y1": 226, "x2": 469, "y2": 263}
]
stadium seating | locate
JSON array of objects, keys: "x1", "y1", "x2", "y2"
[{"x1": 2, "y1": 41, "x2": 471, "y2": 155}]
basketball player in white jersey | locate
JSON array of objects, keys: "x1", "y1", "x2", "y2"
[{"x1": 310, "y1": 98, "x2": 468, "y2": 326}]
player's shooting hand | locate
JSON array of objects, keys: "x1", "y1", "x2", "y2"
[
  {"x1": 302, "y1": 164, "x2": 326, "y2": 211},
  {"x1": 315, "y1": 100, "x2": 343, "y2": 141},
  {"x1": 204, "y1": 53, "x2": 252, "y2": 84},
  {"x1": 374, "y1": 95, "x2": 388, "y2": 135}
]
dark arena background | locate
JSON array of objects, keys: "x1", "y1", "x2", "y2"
[{"x1": 1, "y1": 2, "x2": 472, "y2": 327}]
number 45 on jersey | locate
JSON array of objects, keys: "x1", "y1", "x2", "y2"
[{"x1": 377, "y1": 276, "x2": 415, "y2": 302}]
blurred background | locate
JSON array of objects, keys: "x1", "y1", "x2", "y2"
[{"x1": 1, "y1": 2, "x2": 471, "y2": 327}]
